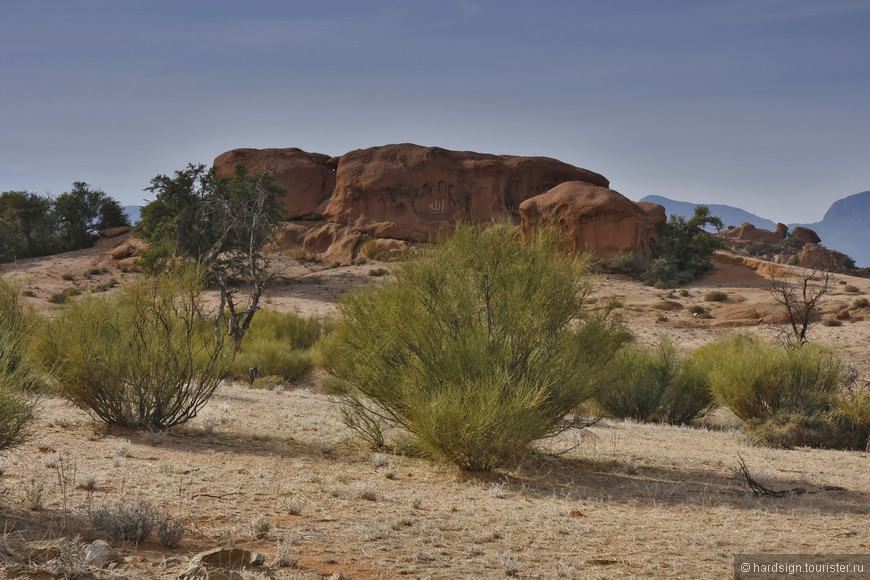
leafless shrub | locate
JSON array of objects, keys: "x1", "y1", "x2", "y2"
[
  {"x1": 156, "y1": 516, "x2": 186, "y2": 548},
  {"x1": 90, "y1": 498, "x2": 154, "y2": 543},
  {"x1": 769, "y1": 269, "x2": 831, "y2": 346},
  {"x1": 250, "y1": 514, "x2": 271, "y2": 539}
]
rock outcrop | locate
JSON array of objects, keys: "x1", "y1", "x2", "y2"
[
  {"x1": 322, "y1": 144, "x2": 609, "y2": 242},
  {"x1": 519, "y1": 182, "x2": 665, "y2": 260},
  {"x1": 213, "y1": 148, "x2": 335, "y2": 219},
  {"x1": 214, "y1": 143, "x2": 659, "y2": 263},
  {"x1": 719, "y1": 222, "x2": 788, "y2": 244}
]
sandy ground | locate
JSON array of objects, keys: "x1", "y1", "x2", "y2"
[{"x1": 2, "y1": 241, "x2": 870, "y2": 578}]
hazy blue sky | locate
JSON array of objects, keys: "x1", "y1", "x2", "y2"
[{"x1": 2, "y1": 0, "x2": 869, "y2": 223}]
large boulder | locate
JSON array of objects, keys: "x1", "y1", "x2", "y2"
[
  {"x1": 213, "y1": 148, "x2": 335, "y2": 219},
  {"x1": 793, "y1": 226, "x2": 821, "y2": 245},
  {"x1": 322, "y1": 144, "x2": 609, "y2": 241},
  {"x1": 519, "y1": 182, "x2": 666, "y2": 260}
]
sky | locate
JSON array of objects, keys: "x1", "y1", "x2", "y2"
[{"x1": 2, "y1": 0, "x2": 869, "y2": 224}]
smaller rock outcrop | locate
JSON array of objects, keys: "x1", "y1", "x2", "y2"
[
  {"x1": 213, "y1": 148, "x2": 336, "y2": 219},
  {"x1": 518, "y1": 182, "x2": 665, "y2": 260},
  {"x1": 719, "y1": 222, "x2": 788, "y2": 244}
]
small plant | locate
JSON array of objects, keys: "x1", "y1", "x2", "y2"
[
  {"x1": 854, "y1": 298, "x2": 870, "y2": 309},
  {"x1": 45, "y1": 536, "x2": 89, "y2": 579},
  {"x1": 704, "y1": 290, "x2": 728, "y2": 302},
  {"x1": 85, "y1": 267, "x2": 103, "y2": 277},
  {"x1": 90, "y1": 498, "x2": 155, "y2": 543},
  {"x1": 844, "y1": 284, "x2": 861, "y2": 293},
  {"x1": 61, "y1": 272, "x2": 75, "y2": 281},
  {"x1": 251, "y1": 514, "x2": 271, "y2": 540},
  {"x1": 354, "y1": 482, "x2": 379, "y2": 501},
  {"x1": 271, "y1": 537, "x2": 299, "y2": 568},
  {"x1": 156, "y1": 516, "x2": 186, "y2": 548},
  {"x1": 25, "y1": 478, "x2": 44, "y2": 510},
  {"x1": 678, "y1": 289, "x2": 690, "y2": 297},
  {"x1": 280, "y1": 497, "x2": 305, "y2": 516},
  {"x1": 47, "y1": 287, "x2": 82, "y2": 304},
  {"x1": 823, "y1": 318, "x2": 843, "y2": 327},
  {"x1": 368, "y1": 267, "x2": 390, "y2": 277},
  {"x1": 688, "y1": 305, "x2": 707, "y2": 315},
  {"x1": 769, "y1": 270, "x2": 831, "y2": 345}
]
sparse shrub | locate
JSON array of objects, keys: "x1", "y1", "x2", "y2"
[
  {"x1": 368, "y1": 267, "x2": 390, "y2": 277},
  {"x1": 678, "y1": 289, "x2": 690, "y2": 297},
  {"x1": 61, "y1": 272, "x2": 75, "y2": 281},
  {"x1": 48, "y1": 287, "x2": 82, "y2": 304},
  {"x1": 823, "y1": 318, "x2": 843, "y2": 327},
  {"x1": 272, "y1": 538, "x2": 299, "y2": 568},
  {"x1": 854, "y1": 298, "x2": 870, "y2": 309},
  {"x1": 91, "y1": 498, "x2": 155, "y2": 543},
  {"x1": 844, "y1": 284, "x2": 860, "y2": 293},
  {"x1": 327, "y1": 223, "x2": 631, "y2": 471},
  {"x1": 605, "y1": 251, "x2": 642, "y2": 275},
  {"x1": 688, "y1": 305, "x2": 707, "y2": 315},
  {"x1": 45, "y1": 536, "x2": 88, "y2": 579},
  {"x1": 85, "y1": 267, "x2": 103, "y2": 277},
  {"x1": 250, "y1": 514, "x2": 271, "y2": 539},
  {"x1": 596, "y1": 339, "x2": 713, "y2": 424},
  {"x1": 156, "y1": 516, "x2": 186, "y2": 548},
  {"x1": 37, "y1": 266, "x2": 231, "y2": 430},
  {"x1": 704, "y1": 290, "x2": 728, "y2": 302}
]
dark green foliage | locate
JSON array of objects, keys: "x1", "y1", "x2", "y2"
[
  {"x1": 54, "y1": 182, "x2": 129, "y2": 250},
  {"x1": 0, "y1": 185, "x2": 128, "y2": 263},
  {"x1": 37, "y1": 267, "x2": 231, "y2": 430},
  {"x1": 326, "y1": 223, "x2": 632, "y2": 471},
  {"x1": 647, "y1": 206, "x2": 724, "y2": 284},
  {"x1": 596, "y1": 339, "x2": 713, "y2": 425}
]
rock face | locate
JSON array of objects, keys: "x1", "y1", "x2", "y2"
[
  {"x1": 215, "y1": 143, "x2": 623, "y2": 262},
  {"x1": 213, "y1": 148, "x2": 335, "y2": 219},
  {"x1": 323, "y1": 144, "x2": 609, "y2": 242},
  {"x1": 519, "y1": 182, "x2": 665, "y2": 260}
]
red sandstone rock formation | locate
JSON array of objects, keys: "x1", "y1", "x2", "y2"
[
  {"x1": 518, "y1": 182, "x2": 666, "y2": 260},
  {"x1": 213, "y1": 148, "x2": 335, "y2": 219},
  {"x1": 322, "y1": 144, "x2": 609, "y2": 242}
]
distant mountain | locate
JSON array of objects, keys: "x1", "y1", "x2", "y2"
[
  {"x1": 639, "y1": 195, "x2": 778, "y2": 232},
  {"x1": 793, "y1": 191, "x2": 870, "y2": 268},
  {"x1": 123, "y1": 205, "x2": 141, "y2": 225}
]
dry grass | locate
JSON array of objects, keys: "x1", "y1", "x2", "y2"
[{"x1": 1, "y1": 382, "x2": 869, "y2": 578}]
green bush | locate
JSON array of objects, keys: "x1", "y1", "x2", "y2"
[
  {"x1": 696, "y1": 335, "x2": 870, "y2": 449},
  {"x1": 844, "y1": 285, "x2": 860, "y2": 293},
  {"x1": 854, "y1": 298, "x2": 870, "y2": 309},
  {"x1": 596, "y1": 339, "x2": 712, "y2": 425},
  {"x1": 0, "y1": 276, "x2": 39, "y2": 452},
  {"x1": 37, "y1": 267, "x2": 231, "y2": 430},
  {"x1": 326, "y1": 223, "x2": 631, "y2": 471},
  {"x1": 228, "y1": 309, "x2": 331, "y2": 385},
  {"x1": 704, "y1": 291, "x2": 728, "y2": 302}
]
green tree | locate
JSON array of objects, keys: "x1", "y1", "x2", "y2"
[
  {"x1": 54, "y1": 181, "x2": 130, "y2": 250},
  {"x1": 326, "y1": 223, "x2": 631, "y2": 471},
  {"x1": 0, "y1": 191, "x2": 62, "y2": 261},
  {"x1": 137, "y1": 164, "x2": 287, "y2": 345},
  {"x1": 648, "y1": 206, "x2": 724, "y2": 284}
]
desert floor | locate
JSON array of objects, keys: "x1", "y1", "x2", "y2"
[{"x1": 2, "y1": 237, "x2": 870, "y2": 578}]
